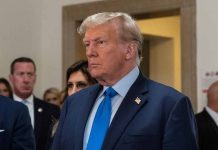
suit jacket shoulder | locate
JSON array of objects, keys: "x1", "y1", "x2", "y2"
[
  {"x1": 195, "y1": 109, "x2": 218, "y2": 150},
  {"x1": 0, "y1": 96, "x2": 35, "y2": 150}
]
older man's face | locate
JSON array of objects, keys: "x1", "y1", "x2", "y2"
[{"x1": 83, "y1": 22, "x2": 132, "y2": 86}]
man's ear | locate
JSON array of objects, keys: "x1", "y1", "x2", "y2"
[{"x1": 125, "y1": 42, "x2": 137, "y2": 60}]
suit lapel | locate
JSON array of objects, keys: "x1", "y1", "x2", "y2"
[
  {"x1": 102, "y1": 73, "x2": 149, "y2": 150},
  {"x1": 33, "y1": 98, "x2": 43, "y2": 135},
  {"x1": 203, "y1": 109, "x2": 218, "y2": 136}
]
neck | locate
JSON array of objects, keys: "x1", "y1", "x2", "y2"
[
  {"x1": 98, "y1": 65, "x2": 137, "y2": 86},
  {"x1": 14, "y1": 93, "x2": 32, "y2": 100}
]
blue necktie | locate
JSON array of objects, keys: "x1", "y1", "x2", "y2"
[{"x1": 86, "y1": 87, "x2": 117, "y2": 150}]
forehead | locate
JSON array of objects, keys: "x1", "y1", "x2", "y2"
[
  {"x1": 83, "y1": 23, "x2": 118, "y2": 41},
  {"x1": 68, "y1": 71, "x2": 87, "y2": 81},
  {"x1": 46, "y1": 93, "x2": 57, "y2": 97},
  {"x1": 14, "y1": 62, "x2": 35, "y2": 72}
]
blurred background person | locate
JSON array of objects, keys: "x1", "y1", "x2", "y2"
[
  {"x1": 9, "y1": 57, "x2": 60, "y2": 150},
  {"x1": 47, "y1": 60, "x2": 97, "y2": 149},
  {"x1": 0, "y1": 77, "x2": 13, "y2": 98},
  {"x1": 66, "y1": 60, "x2": 97, "y2": 96},
  {"x1": 59, "y1": 89, "x2": 67, "y2": 107},
  {"x1": 59, "y1": 60, "x2": 97, "y2": 105},
  {"x1": 196, "y1": 81, "x2": 218, "y2": 150},
  {"x1": 43, "y1": 87, "x2": 61, "y2": 107}
]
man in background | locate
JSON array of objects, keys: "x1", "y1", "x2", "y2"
[
  {"x1": 196, "y1": 81, "x2": 218, "y2": 150},
  {"x1": 0, "y1": 95, "x2": 35, "y2": 150},
  {"x1": 9, "y1": 57, "x2": 60, "y2": 150}
]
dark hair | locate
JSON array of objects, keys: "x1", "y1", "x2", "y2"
[
  {"x1": 0, "y1": 77, "x2": 13, "y2": 99},
  {"x1": 10, "y1": 57, "x2": 36, "y2": 74},
  {"x1": 66, "y1": 60, "x2": 97, "y2": 85}
]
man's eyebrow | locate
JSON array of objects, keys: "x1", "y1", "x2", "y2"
[{"x1": 83, "y1": 37, "x2": 102, "y2": 42}]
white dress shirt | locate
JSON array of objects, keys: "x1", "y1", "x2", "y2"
[
  {"x1": 13, "y1": 94, "x2": 35, "y2": 128},
  {"x1": 205, "y1": 106, "x2": 218, "y2": 126},
  {"x1": 83, "y1": 66, "x2": 139, "y2": 150}
]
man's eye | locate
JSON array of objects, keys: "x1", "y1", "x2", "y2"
[
  {"x1": 16, "y1": 72, "x2": 24, "y2": 76},
  {"x1": 27, "y1": 73, "x2": 34, "y2": 77},
  {"x1": 84, "y1": 42, "x2": 90, "y2": 47},
  {"x1": 97, "y1": 40, "x2": 105, "y2": 45}
]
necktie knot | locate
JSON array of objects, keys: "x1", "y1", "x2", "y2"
[{"x1": 104, "y1": 87, "x2": 117, "y2": 98}]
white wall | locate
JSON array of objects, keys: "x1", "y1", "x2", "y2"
[{"x1": 197, "y1": 0, "x2": 218, "y2": 112}]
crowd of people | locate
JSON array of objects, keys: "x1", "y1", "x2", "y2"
[
  {"x1": 0, "y1": 57, "x2": 97, "y2": 150},
  {"x1": 0, "y1": 11, "x2": 216, "y2": 150}
]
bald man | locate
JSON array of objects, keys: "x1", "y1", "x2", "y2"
[{"x1": 196, "y1": 81, "x2": 218, "y2": 150}]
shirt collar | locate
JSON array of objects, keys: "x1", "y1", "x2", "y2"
[
  {"x1": 99, "y1": 66, "x2": 139, "y2": 98},
  {"x1": 205, "y1": 106, "x2": 218, "y2": 126},
  {"x1": 13, "y1": 94, "x2": 34, "y2": 105}
]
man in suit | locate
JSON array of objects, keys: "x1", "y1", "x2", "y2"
[
  {"x1": 9, "y1": 57, "x2": 60, "y2": 150},
  {"x1": 52, "y1": 12, "x2": 198, "y2": 150},
  {"x1": 0, "y1": 95, "x2": 35, "y2": 150},
  {"x1": 196, "y1": 81, "x2": 218, "y2": 150}
]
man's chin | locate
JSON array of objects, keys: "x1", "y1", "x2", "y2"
[
  {"x1": 21, "y1": 91, "x2": 32, "y2": 96},
  {"x1": 90, "y1": 71, "x2": 99, "y2": 78}
]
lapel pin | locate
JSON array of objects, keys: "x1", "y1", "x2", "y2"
[
  {"x1": 134, "y1": 97, "x2": 141, "y2": 104},
  {"x1": 38, "y1": 108, "x2": 43, "y2": 113}
]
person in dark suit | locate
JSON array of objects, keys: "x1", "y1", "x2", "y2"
[
  {"x1": 52, "y1": 12, "x2": 198, "y2": 150},
  {"x1": 196, "y1": 81, "x2": 218, "y2": 150},
  {"x1": 9, "y1": 57, "x2": 60, "y2": 150},
  {"x1": 0, "y1": 95, "x2": 35, "y2": 150}
]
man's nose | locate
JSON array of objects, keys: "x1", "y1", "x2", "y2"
[
  {"x1": 23, "y1": 74, "x2": 30, "y2": 82},
  {"x1": 86, "y1": 43, "x2": 96, "y2": 58}
]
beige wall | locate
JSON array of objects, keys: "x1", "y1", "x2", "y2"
[
  {"x1": 0, "y1": 0, "x2": 100, "y2": 98},
  {"x1": 0, "y1": 0, "x2": 42, "y2": 95},
  {"x1": 137, "y1": 16, "x2": 181, "y2": 90}
]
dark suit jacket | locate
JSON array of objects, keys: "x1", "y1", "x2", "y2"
[
  {"x1": 195, "y1": 108, "x2": 218, "y2": 150},
  {"x1": 33, "y1": 97, "x2": 60, "y2": 150},
  {"x1": 52, "y1": 73, "x2": 198, "y2": 150},
  {"x1": 0, "y1": 95, "x2": 35, "y2": 150}
]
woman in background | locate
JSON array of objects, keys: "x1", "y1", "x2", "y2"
[
  {"x1": 0, "y1": 77, "x2": 13, "y2": 98},
  {"x1": 43, "y1": 87, "x2": 61, "y2": 107},
  {"x1": 66, "y1": 60, "x2": 97, "y2": 96},
  {"x1": 48, "y1": 60, "x2": 97, "y2": 149}
]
